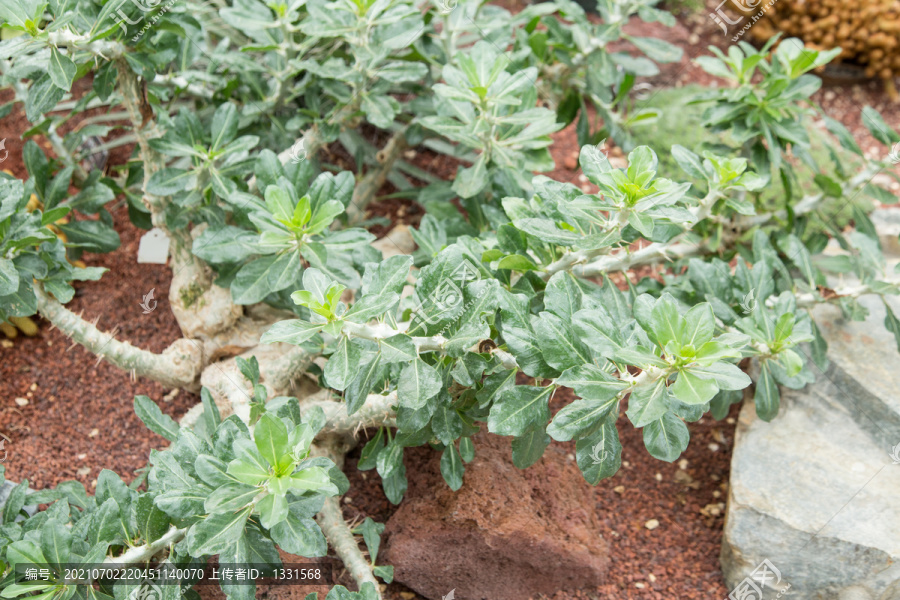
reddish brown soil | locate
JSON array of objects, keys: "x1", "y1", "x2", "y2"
[
  {"x1": 1, "y1": 2, "x2": 898, "y2": 598},
  {"x1": 0, "y1": 201, "x2": 198, "y2": 490}
]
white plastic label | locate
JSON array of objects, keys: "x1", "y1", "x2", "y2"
[{"x1": 137, "y1": 228, "x2": 170, "y2": 264}]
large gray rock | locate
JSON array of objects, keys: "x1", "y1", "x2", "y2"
[{"x1": 721, "y1": 293, "x2": 900, "y2": 600}]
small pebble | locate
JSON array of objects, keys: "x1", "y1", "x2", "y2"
[
  {"x1": 29, "y1": 383, "x2": 37, "y2": 391},
  {"x1": 678, "y1": 459, "x2": 688, "y2": 470},
  {"x1": 343, "y1": 497, "x2": 352, "y2": 504},
  {"x1": 648, "y1": 573, "x2": 657, "y2": 583},
  {"x1": 613, "y1": 485, "x2": 625, "y2": 494},
  {"x1": 1, "y1": 340, "x2": 13, "y2": 348},
  {"x1": 567, "y1": 453, "x2": 575, "y2": 461},
  {"x1": 635, "y1": 582, "x2": 646, "y2": 589},
  {"x1": 77, "y1": 453, "x2": 87, "y2": 460},
  {"x1": 654, "y1": 472, "x2": 662, "y2": 481},
  {"x1": 400, "y1": 593, "x2": 415, "y2": 600},
  {"x1": 708, "y1": 443, "x2": 720, "y2": 452},
  {"x1": 14, "y1": 398, "x2": 28, "y2": 407},
  {"x1": 726, "y1": 418, "x2": 736, "y2": 425},
  {"x1": 77, "y1": 467, "x2": 91, "y2": 477},
  {"x1": 645, "y1": 519, "x2": 660, "y2": 530},
  {"x1": 89, "y1": 428, "x2": 99, "y2": 437}
]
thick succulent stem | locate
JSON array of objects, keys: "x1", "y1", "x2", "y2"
[
  {"x1": 577, "y1": 241, "x2": 701, "y2": 278},
  {"x1": 195, "y1": 345, "x2": 317, "y2": 423},
  {"x1": 35, "y1": 286, "x2": 201, "y2": 389},
  {"x1": 793, "y1": 277, "x2": 900, "y2": 308},
  {"x1": 117, "y1": 62, "x2": 240, "y2": 339},
  {"x1": 107, "y1": 526, "x2": 186, "y2": 564},
  {"x1": 314, "y1": 441, "x2": 384, "y2": 599},
  {"x1": 345, "y1": 129, "x2": 409, "y2": 224},
  {"x1": 301, "y1": 391, "x2": 397, "y2": 437}
]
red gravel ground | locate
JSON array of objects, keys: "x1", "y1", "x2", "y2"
[{"x1": 1, "y1": 1, "x2": 898, "y2": 598}]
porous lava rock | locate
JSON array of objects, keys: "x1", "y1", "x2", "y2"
[{"x1": 382, "y1": 432, "x2": 608, "y2": 600}]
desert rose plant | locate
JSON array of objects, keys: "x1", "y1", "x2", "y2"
[{"x1": 1, "y1": 0, "x2": 899, "y2": 597}]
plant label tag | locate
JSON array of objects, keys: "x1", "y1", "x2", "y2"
[{"x1": 137, "y1": 228, "x2": 170, "y2": 264}]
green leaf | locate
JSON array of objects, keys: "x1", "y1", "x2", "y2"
[
  {"x1": 398, "y1": 359, "x2": 442, "y2": 410},
  {"x1": 204, "y1": 482, "x2": 259, "y2": 515},
  {"x1": 376, "y1": 440, "x2": 404, "y2": 480},
  {"x1": 488, "y1": 385, "x2": 553, "y2": 437},
  {"x1": 440, "y1": 444, "x2": 464, "y2": 491},
  {"x1": 352, "y1": 517, "x2": 385, "y2": 565},
  {"x1": 186, "y1": 508, "x2": 251, "y2": 555},
  {"x1": 754, "y1": 361, "x2": 780, "y2": 421},
  {"x1": 497, "y1": 254, "x2": 539, "y2": 271},
  {"x1": 556, "y1": 364, "x2": 629, "y2": 400},
  {"x1": 688, "y1": 362, "x2": 751, "y2": 391},
  {"x1": 459, "y1": 437, "x2": 475, "y2": 462},
  {"x1": 453, "y1": 154, "x2": 490, "y2": 199},
  {"x1": 650, "y1": 294, "x2": 685, "y2": 349},
  {"x1": 625, "y1": 377, "x2": 669, "y2": 428},
  {"x1": 57, "y1": 220, "x2": 120, "y2": 253},
  {"x1": 254, "y1": 413, "x2": 291, "y2": 473},
  {"x1": 324, "y1": 337, "x2": 358, "y2": 392},
  {"x1": 343, "y1": 292, "x2": 400, "y2": 324},
  {"x1": 547, "y1": 392, "x2": 619, "y2": 442},
  {"x1": 0, "y1": 258, "x2": 18, "y2": 296},
  {"x1": 40, "y1": 518, "x2": 72, "y2": 567},
  {"x1": 147, "y1": 168, "x2": 195, "y2": 196},
  {"x1": 257, "y1": 493, "x2": 289, "y2": 529},
  {"x1": 533, "y1": 312, "x2": 591, "y2": 370},
  {"x1": 671, "y1": 369, "x2": 719, "y2": 405},
  {"x1": 628, "y1": 36, "x2": 682, "y2": 63},
  {"x1": 5, "y1": 539, "x2": 45, "y2": 569},
  {"x1": 511, "y1": 426, "x2": 550, "y2": 469},
  {"x1": 642, "y1": 412, "x2": 689, "y2": 462},
  {"x1": 823, "y1": 116, "x2": 863, "y2": 156},
  {"x1": 134, "y1": 396, "x2": 179, "y2": 441},
  {"x1": 344, "y1": 353, "x2": 386, "y2": 416},
  {"x1": 271, "y1": 512, "x2": 327, "y2": 557},
  {"x1": 884, "y1": 300, "x2": 900, "y2": 353},
  {"x1": 373, "y1": 566, "x2": 394, "y2": 584},
  {"x1": 777, "y1": 234, "x2": 816, "y2": 288},
  {"x1": 306, "y1": 200, "x2": 344, "y2": 235},
  {"x1": 262, "y1": 320, "x2": 324, "y2": 345},
  {"x1": 379, "y1": 334, "x2": 417, "y2": 363},
  {"x1": 670, "y1": 145, "x2": 706, "y2": 180},
  {"x1": 361, "y1": 255, "x2": 413, "y2": 297},
  {"x1": 48, "y1": 47, "x2": 76, "y2": 90},
  {"x1": 575, "y1": 416, "x2": 621, "y2": 484},
  {"x1": 683, "y1": 304, "x2": 715, "y2": 348},
  {"x1": 135, "y1": 494, "x2": 170, "y2": 544},
  {"x1": 25, "y1": 75, "x2": 65, "y2": 122},
  {"x1": 210, "y1": 103, "x2": 239, "y2": 152},
  {"x1": 232, "y1": 253, "x2": 298, "y2": 305},
  {"x1": 227, "y1": 458, "x2": 270, "y2": 487},
  {"x1": 861, "y1": 106, "x2": 900, "y2": 146},
  {"x1": 195, "y1": 454, "x2": 233, "y2": 487}
]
